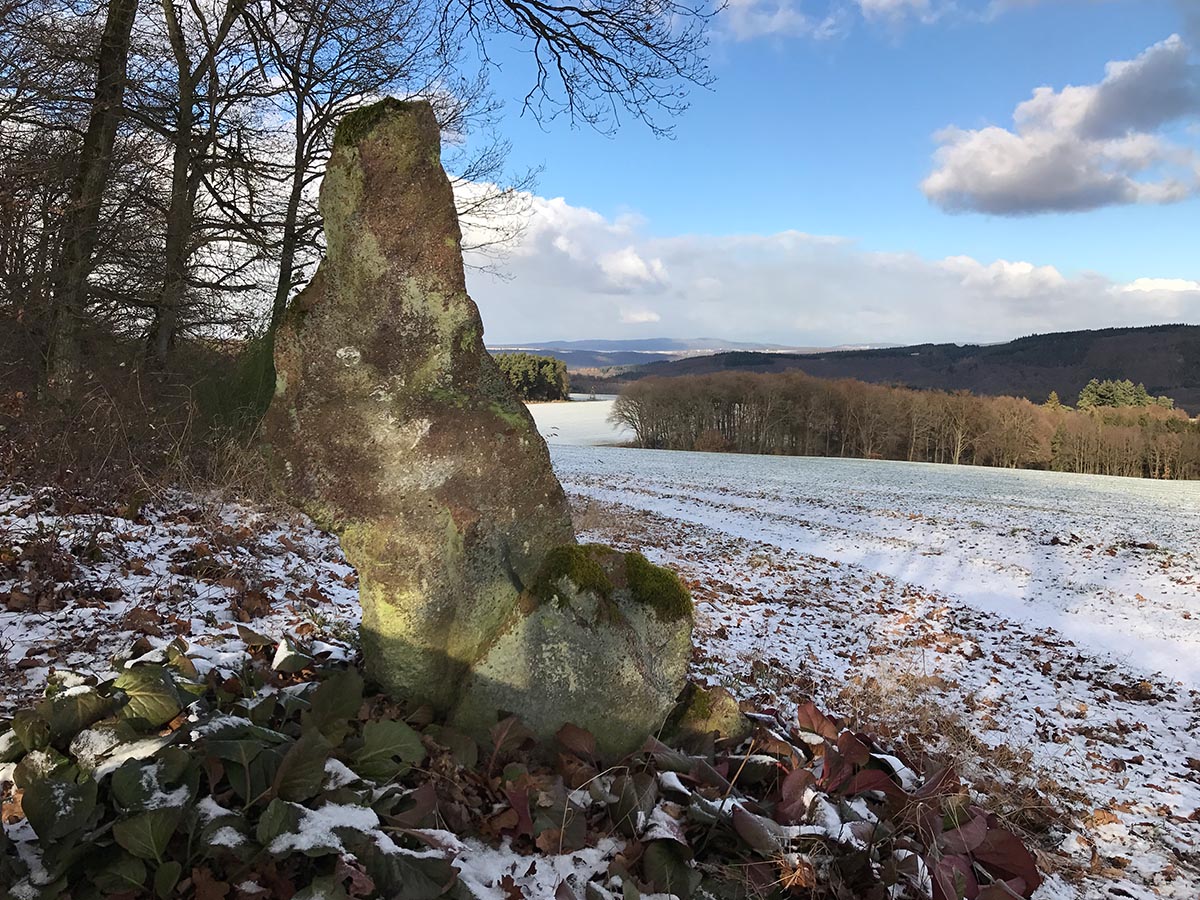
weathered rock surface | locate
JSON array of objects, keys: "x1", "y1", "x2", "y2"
[
  {"x1": 265, "y1": 98, "x2": 691, "y2": 752},
  {"x1": 265, "y1": 98, "x2": 574, "y2": 712},
  {"x1": 662, "y1": 682, "x2": 753, "y2": 752},
  {"x1": 455, "y1": 545, "x2": 693, "y2": 756}
]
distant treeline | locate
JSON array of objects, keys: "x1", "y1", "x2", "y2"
[
  {"x1": 496, "y1": 353, "x2": 571, "y2": 401},
  {"x1": 611, "y1": 372, "x2": 1200, "y2": 480}
]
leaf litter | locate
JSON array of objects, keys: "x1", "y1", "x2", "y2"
[{"x1": 1, "y1": 462, "x2": 1196, "y2": 899}]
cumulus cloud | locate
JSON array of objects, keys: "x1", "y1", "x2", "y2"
[
  {"x1": 720, "y1": 0, "x2": 845, "y2": 41},
  {"x1": 718, "y1": 0, "x2": 1158, "y2": 40},
  {"x1": 461, "y1": 188, "x2": 1200, "y2": 344},
  {"x1": 599, "y1": 247, "x2": 669, "y2": 291},
  {"x1": 923, "y1": 35, "x2": 1200, "y2": 214},
  {"x1": 620, "y1": 307, "x2": 663, "y2": 324},
  {"x1": 1122, "y1": 277, "x2": 1200, "y2": 293},
  {"x1": 856, "y1": 0, "x2": 935, "y2": 23}
]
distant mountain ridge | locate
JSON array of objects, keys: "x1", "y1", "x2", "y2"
[
  {"x1": 567, "y1": 325, "x2": 1200, "y2": 414},
  {"x1": 488, "y1": 338, "x2": 894, "y2": 370},
  {"x1": 502, "y1": 337, "x2": 793, "y2": 352}
]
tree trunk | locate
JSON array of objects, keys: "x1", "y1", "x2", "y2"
[
  {"x1": 44, "y1": 0, "x2": 140, "y2": 392},
  {"x1": 149, "y1": 0, "x2": 195, "y2": 367},
  {"x1": 149, "y1": 94, "x2": 193, "y2": 366},
  {"x1": 269, "y1": 118, "x2": 308, "y2": 335}
]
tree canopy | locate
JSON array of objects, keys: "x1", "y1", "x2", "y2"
[
  {"x1": 1077, "y1": 379, "x2": 1175, "y2": 411},
  {"x1": 496, "y1": 352, "x2": 570, "y2": 401}
]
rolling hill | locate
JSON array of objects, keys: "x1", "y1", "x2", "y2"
[
  {"x1": 573, "y1": 325, "x2": 1200, "y2": 412},
  {"x1": 487, "y1": 338, "x2": 893, "y2": 371}
]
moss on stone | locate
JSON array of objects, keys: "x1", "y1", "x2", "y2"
[
  {"x1": 661, "y1": 682, "x2": 752, "y2": 751},
  {"x1": 533, "y1": 544, "x2": 614, "y2": 603},
  {"x1": 334, "y1": 97, "x2": 420, "y2": 148},
  {"x1": 457, "y1": 325, "x2": 478, "y2": 353},
  {"x1": 489, "y1": 401, "x2": 529, "y2": 432},
  {"x1": 625, "y1": 552, "x2": 692, "y2": 622}
]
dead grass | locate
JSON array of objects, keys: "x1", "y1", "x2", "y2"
[
  {"x1": 570, "y1": 495, "x2": 638, "y2": 536},
  {"x1": 827, "y1": 649, "x2": 1087, "y2": 878}
]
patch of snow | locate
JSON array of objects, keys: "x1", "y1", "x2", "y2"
[
  {"x1": 452, "y1": 836, "x2": 624, "y2": 900},
  {"x1": 268, "y1": 803, "x2": 381, "y2": 855},
  {"x1": 209, "y1": 826, "x2": 245, "y2": 848},
  {"x1": 92, "y1": 735, "x2": 175, "y2": 779},
  {"x1": 197, "y1": 796, "x2": 234, "y2": 822},
  {"x1": 324, "y1": 757, "x2": 360, "y2": 789}
]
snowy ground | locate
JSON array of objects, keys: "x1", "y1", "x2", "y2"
[
  {"x1": 0, "y1": 489, "x2": 362, "y2": 716},
  {"x1": 525, "y1": 395, "x2": 631, "y2": 446},
  {"x1": 3, "y1": 398, "x2": 1199, "y2": 898},
  {"x1": 529, "y1": 401, "x2": 1200, "y2": 899}
]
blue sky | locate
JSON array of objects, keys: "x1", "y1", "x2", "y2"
[{"x1": 459, "y1": 0, "x2": 1200, "y2": 345}]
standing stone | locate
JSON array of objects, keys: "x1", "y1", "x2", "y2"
[
  {"x1": 265, "y1": 98, "x2": 692, "y2": 754},
  {"x1": 265, "y1": 98, "x2": 574, "y2": 712}
]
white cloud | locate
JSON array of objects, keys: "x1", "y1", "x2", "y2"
[
  {"x1": 461, "y1": 187, "x2": 1200, "y2": 344},
  {"x1": 620, "y1": 307, "x2": 663, "y2": 324},
  {"x1": 923, "y1": 35, "x2": 1200, "y2": 214},
  {"x1": 856, "y1": 0, "x2": 935, "y2": 24},
  {"x1": 716, "y1": 0, "x2": 1160, "y2": 40},
  {"x1": 720, "y1": 0, "x2": 846, "y2": 41},
  {"x1": 1121, "y1": 277, "x2": 1200, "y2": 293},
  {"x1": 599, "y1": 246, "x2": 669, "y2": 290}
]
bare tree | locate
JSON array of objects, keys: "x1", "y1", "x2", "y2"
[
  {"x1": 44, "y1": 0, "x2": 140, "y2": 391},
  {"x1": 446, "y1": 0, "x2": 717, "y2": 136}
]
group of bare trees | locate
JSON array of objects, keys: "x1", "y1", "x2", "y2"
[
  {"x1": 611, "y1": 372, "x2": 1200, "y2": 480},
  {"x1": 0, "y1": 0, "x2": 713, "y2": 405}
]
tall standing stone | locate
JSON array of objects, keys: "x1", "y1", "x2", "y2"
[
  {"x1": 266, "y1": 98, "x2": 693, "y2": 755},
  {"x1": 265, "y1": 99, "x2": 575, "y2": 713}
]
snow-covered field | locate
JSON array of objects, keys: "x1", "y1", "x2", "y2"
[
  {"x1": 531, "y1": 400, "x2": 1200, "y2": 899},
  {"x1": 2, "y1": 396, "x2": 1198, "y2": 898},
  {"x1": 525, "y1": 395, "x2": 631, "y2": 446}
]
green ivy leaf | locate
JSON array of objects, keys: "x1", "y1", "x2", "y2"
[
  {"x1": 303, "y1": 668, "x2": 363, "y2": 744},
  {"x1": 113, "y1": 808, "x2": 183, "y2": 861},
  {"x1": 157, "y1": 746, "x2": 193, "y2": 783},
  {"x1": 349, "y1": 832, "x2": 457, "y2": 898},
  {"x1": 36, "y1": 689, "x2": 117, "y2": 744},
  {"x1": 165, "y1": 641, "x2": 199, "y2": 680},
  {"x1": 112, "y1": 759, "x2": 157, "y2": 810},
  {"x1": 13, "y1": 748, "x2": 72, "y2": 788},
  {"x1": 642, "y1": 841, "x2": 700, "y2": 899},
  {"x1": 68, "y1": 720, "x2": 140, "y2": 772},
  {"x1": 154, "y1": 860, "x2": 183, "y2": 898},
  {"x1": 255, "y1": 797, "x2": 303, "y2": 847},
  {"x1": 11, "y1": 709, "x2": 50, "y2": 752},
  {"x1": 273, "y1": 731, "x2": 333, "y2": 802},
  {"x1": 114, "y1": 665, "x2": 184, "y2": 729},
  {"x1": 93, "y1": 852, "x2": 148, "y2": 893},
  {"x1": 294, "y1": 874, "x2": 349, "y2": 900},
  {"x1": 352, "y1": 720, "x2": 425, "y2": 782},
  {"x1": 209, "y1": 741, "x2": 284, "y2": 803},
  {"x1": 22, "y1": 776, "x2": 99, "y2": 842}
]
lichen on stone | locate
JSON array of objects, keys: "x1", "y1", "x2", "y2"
[
  {"x1": 625, "y1": 551, "x2": 693, "y2": 622},
  {"x1": 264, "y1": 98, "x2": 693, "y2": 752},
  {"x1": 333, "y1": 97, "x2": 421, "y2": 148}
]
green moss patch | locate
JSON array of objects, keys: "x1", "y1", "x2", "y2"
[
  {"x1": 334, "y1": 97, "x2": 420, "y2": 148},
  {"x1": 532, "y1": 544, "x2": 615, "y2": 603},
  {"x1": 625, "y1": 552, "x2": 692, "y2": 622}
]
